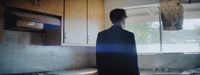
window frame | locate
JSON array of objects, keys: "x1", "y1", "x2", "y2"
[{"x1": 124, "y1": 4, "x2": 200, "y2": 54}]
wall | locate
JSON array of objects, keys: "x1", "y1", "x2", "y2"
[
  {"x1": 0, "y1": 31, "x2": 91, "y2": 74},
  {"x1": 87, "y1": 47, "x2": 200, "y2": 70}
]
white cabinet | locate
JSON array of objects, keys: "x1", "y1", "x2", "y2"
[
  {"x1": 64, "y1": 0, "x2": 88, "y2": 44},
  {"x1": 88, "y1": 0, "x2": 105, "y2": 45},
  {"x1": 64, "y1": 0, "x2": 104, "y2": 45}
]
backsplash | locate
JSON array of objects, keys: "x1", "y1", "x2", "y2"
[
  {"x1": 1, "y1": 30, "x2": 200, "y2": 74},
  {"x1": 139, "y1": 54, "x2": 200, "y2": 70},
  {"x1": 87, "y1": 47, "x2": 200, "y2": 70},
  {"x1": 0, "y1": 31, "x2": 90, "y2": 74}
]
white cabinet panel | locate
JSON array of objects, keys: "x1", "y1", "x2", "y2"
[{"x1": 64, "y1": 0, "x2": 87, "y2": 44}]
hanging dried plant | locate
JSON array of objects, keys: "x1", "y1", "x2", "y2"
[{"x1": 160, "y1": 0, "x2": 184, "y2": 30}]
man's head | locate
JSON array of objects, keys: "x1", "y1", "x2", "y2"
[{"x1": 110, "y1": 8, "x2": 127, "y2": 27}]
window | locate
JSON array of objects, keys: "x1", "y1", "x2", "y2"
[
  {"x1": 163, "y1": 19, "x2": 200, "y2": 53},
  {"x1": 125, "y1": 5, "x2": 160, "y2": 53},
  {"x1": 126, "y1": 22, "x2": 160, "y2": 53},
  {"x1": 125, "y1": 4, "x2": 200, "y2": 53}
]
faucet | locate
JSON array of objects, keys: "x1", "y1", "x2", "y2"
[
  {"x1": 154, "y1": 59, "x2": 177, "y2": 72},
  {"x1": 153, "y1": 65, "x2": 169, "y2": 72}
]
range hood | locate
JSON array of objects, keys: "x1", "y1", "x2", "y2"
[{"x1": 5, "y1": 9, "x2": 61, "y2": 32}]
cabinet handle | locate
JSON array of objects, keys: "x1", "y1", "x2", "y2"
[{"x1": 33, "y1": 0, "x2": 41, "y2": 7}]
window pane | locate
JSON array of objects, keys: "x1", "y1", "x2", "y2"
[
  {"x1": 125, "y1": 22, "x2": 160, "y2": 53},
  {"x1": 162, "y1": 19, "x2": 200, "y2": 53},
  {"x1": 125, "y1": 3, "x2": 200, "y2": 53},
  {"x1": 125, "y1": 6, "x2": 160, "y2": 53}
]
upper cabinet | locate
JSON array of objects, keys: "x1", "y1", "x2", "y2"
[
  {"x1": 5, "y1": 0, "x2": 63, "y2": 45},
  {"x1": 64, "y1": 0, "x2": 88, "y2": 44},
  {"x1": 88, "y1": 0, "x2": 105, "y2": 45},
  {"x1": 64, "y1": 0, "x2": 105, "y2": 45},
  {"x1": 5, "y1": 0, "x2": 64, "y2": 16},
  {"x1": 0, "y1": 0, "x2": 4, "y2": 43},
  {"x1": 4, "y1": 0, "x2": 104, "y2": 46}
]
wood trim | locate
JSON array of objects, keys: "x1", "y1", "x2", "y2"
[{"x1": 0, "y1": 0, "x2": 5, "y2": 42}]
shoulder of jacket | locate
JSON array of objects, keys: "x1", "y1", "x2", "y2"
[
  {"x1": 98, "y1": 29, "x2": 109, "y2": 36},
  {"x1": 123, "y1": 29, "x2": 134, "y2": 35},
  {"x1": 99, "y1": 28, "x2": 110, "y2": 34}
]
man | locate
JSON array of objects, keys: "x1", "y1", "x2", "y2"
[{"x1": 96, "y1": 8, "x2": 140, "y2": 75}]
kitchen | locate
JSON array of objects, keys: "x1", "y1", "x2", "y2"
[{"x1": 0, "y1": 0, "x2": 200, "y2": 75}]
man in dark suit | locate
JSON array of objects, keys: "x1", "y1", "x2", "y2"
[{"x1": 96, "y1": 8, "x2": 140, "y2": 75}]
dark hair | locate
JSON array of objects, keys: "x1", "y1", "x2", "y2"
[{"x1": 110, "y1": 8, "x2": 127, "y2": 24}]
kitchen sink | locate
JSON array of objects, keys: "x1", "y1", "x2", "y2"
[
  {"x1": 140, "y1": 69, "x2": 191, "y2": 75},
  {"x1": 155, "y1": 72, "x2": 190, "y2": 75}
]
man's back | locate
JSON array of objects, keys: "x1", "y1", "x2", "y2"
[{"x1": 96, "y1": 25, "x2": 140, "y2": 75}]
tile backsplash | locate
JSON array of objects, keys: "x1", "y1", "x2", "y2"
[
  {"x1": 1, "y1": 30, "x2": 200, "y2": 74},
  {"x1": 87, "y1": 47, "x2": 200, "y2": 70},
  {"x1": 0, "y1": 31, "x2": 90, "y2": 74}
]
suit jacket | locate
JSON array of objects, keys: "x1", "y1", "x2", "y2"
[{"x1": 96, "y1": 25, "x2": 140, "y2": 75}]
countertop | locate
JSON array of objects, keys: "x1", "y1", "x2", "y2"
[
  {"x1": 140, "y1": 69, "x2": 191, "y2": 75},
  {"x1": 4, "y1": 68, "x2": 192, "y2": 75}
]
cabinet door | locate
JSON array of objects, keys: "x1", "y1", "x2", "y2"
[
  {"x1": 64, "y1": 0, "x2": 87, "y2": 44},
  {"x1": 0, "y1": 0, "x2": 4, "y2": 42},
  {"x1": 88, "y1": 0, "x2": 105, "y2": 45},
  {"x1": 6, "y1": 0, "x2": 64, "y2": 16}
]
